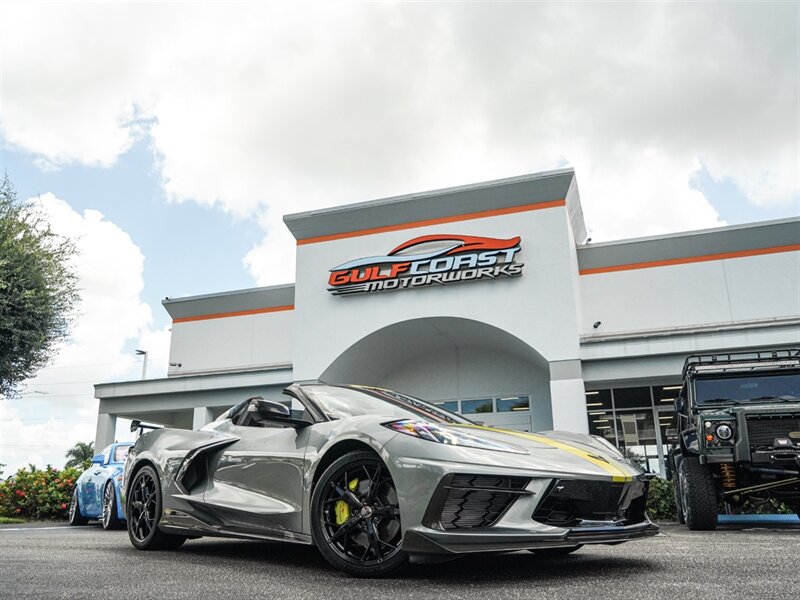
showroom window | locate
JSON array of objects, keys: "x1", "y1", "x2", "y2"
[
  {"x1": 585, "y1": 384, "x2": 679, "y2": 476},
  {"x1": 436, "y1": 395, "x2": 531, "y2": 415}
]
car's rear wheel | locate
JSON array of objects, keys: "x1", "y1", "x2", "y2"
[
  {"x1": 311, "y1": 451, "x2": 406, "y2": 577},
  {"x1": 528, "y1": 545, "x2": 582, "y2": 556},
  {"x1": 679, "y1": 457, "x2": 718, "y2": 531},
  {"x1": 68, "y1": 488, "x2": 89, "y2": 526},
  {"x1": 102, "y1": 482, "x2": 123, "y2": 530},
  {"x1": 127, "y1": 465, "x2": 186, "y2": 550}
]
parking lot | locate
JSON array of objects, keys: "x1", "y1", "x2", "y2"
[{"x1": 1, "y1": 522, "x2": 798, "y2": 599}]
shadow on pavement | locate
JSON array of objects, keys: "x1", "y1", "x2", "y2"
[{"x1": 114, "y1": 538, "x2": 657, "y2": 581}]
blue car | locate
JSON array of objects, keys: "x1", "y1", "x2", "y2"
[{"x1": 68, "y1": 442, "x2": 132, "y2": 529}]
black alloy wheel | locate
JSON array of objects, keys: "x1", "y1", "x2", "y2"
[
  {"x1": 102, "y1": 482, "x2": 123, "y2": 530},
  {"x1": 311, "y1": 451, "x2": 406, "y2": 577},
  {"x1": 68, "y1": 487, "x2": 89, "y2": 526},
  {"x1": 126, "y1": 465, "x2": 186, "y2": 550}
]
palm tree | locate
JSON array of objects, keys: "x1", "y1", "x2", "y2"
[{"x1": 65, "y1": 441, "x2": 94, "y2": 470}]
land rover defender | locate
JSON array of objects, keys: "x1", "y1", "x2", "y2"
[{"x1": 667, "y1": 349, "x2": 800, "y2": 530}]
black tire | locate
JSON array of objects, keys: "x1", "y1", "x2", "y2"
[
  {"x1": 101, "y1": 482, "x2": 123, "y2": 530},
  {"x1": 127, "y1": 465, "x2": 186, "y2": 550},
  {"x1": 679, "y1": 457, "x2": 718, "y2": 531},
  {"x1": 311, "y1": 450, "x2": 406, "y2": 577},
  {"x1": 672, "y1": 460, "x2": 686, "y2": 524},
  {"x1": 528, "y1": 545, "x2": 582, "y2": 556},
  {"x1": 68, "y1": 487, "x2": 89, "y2": 526}
]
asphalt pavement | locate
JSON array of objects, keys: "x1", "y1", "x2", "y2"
[{"x1": 1, "y1": 522, "x2": 798, "y2": 599}]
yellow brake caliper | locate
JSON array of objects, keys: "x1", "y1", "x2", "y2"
[{"x1": 335, "y1": 478, "x2": 359, "y2": 525}]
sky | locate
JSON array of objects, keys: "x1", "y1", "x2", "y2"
[{"x1": 0, "y1": 2, "x2": 798, "y2": 476}]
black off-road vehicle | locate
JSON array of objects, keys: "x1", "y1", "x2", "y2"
[{"x1": 667, "y1": 349, "x2": 800, "y2": 530}]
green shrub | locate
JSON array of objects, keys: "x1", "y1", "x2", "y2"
[
  {"x1": 645, "y1": 475, "x2": 794, "y2": 521},
  {"x1": 0, "y1": 465, "x2": 83, "y2": 520},
  {"x1": 646, "y1": 476, "x2": 677, "y2": 521}
]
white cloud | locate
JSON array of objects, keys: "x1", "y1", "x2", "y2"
[
  {"x1": 0, "y1": 194, "x2": 161, "y2": 475},
  {"x1": 1, "y1": 2, "x2": 797, "y2": 286}
]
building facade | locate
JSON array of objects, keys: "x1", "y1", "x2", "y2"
[{"x1": 94, "y1": 169, "x2": 800, "y2": 475}]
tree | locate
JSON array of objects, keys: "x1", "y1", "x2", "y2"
[
  {"x1": 0, "y1": 175, "x2": 79, "y2": 398},
  {"x1": 65, "y1": 441, "x2": 94, "y2": 470}
]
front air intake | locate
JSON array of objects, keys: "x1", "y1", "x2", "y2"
[{"x1": 423, "y1": 474, "x2": 530, "y2": 530}]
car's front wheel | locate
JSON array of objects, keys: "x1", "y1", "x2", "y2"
[
  {"x1": 311, "y1": 450, "x2": 406, "y2": 577},
  {"x1": 68, "y1": 488, "x2": 89, "y2": 526},
  {"x1": 102, "y1": 482, "x2": 123, "y2": 530},
  {"x1": 127, "y1": 465, "x2": 186, "y2": 550},
  {"x1": 679, "y1": 457, "x2": 718, "y2": 530}
]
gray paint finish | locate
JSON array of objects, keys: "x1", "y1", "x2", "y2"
[
  {"x1": 284, "y1": 169, "x2": 578, "y2": 242},
  {"x1": 162, "y1": 284, "x2": 295, "y2": 320},
  {"x1": 577, "y1": 217, "x2": 799, "y2": 272}
]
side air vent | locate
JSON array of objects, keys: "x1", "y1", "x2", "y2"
[{"x1": 423, "y1": 474, "x2": 530, "y2": 530}]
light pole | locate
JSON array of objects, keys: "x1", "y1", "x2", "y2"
[{"x1": 135, "y1": 349, "x2": 148, "y2": 380}]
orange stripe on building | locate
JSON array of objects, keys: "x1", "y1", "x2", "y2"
[
  {"x1": 296, "y1": 199, "x2": 567, "y2": 245},
  {"x1": 579, "y1": 244, "x2": 800, "y2": 276},
  {"x1": 172, "y1": 305, "x2": 294, "y2": 324}
]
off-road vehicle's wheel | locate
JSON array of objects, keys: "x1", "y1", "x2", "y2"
[
  {"x1": 311, "y1": 450, "x2": 406, "y2": 577},
  {"x1": 679, "y1": 457, "x2": 718, "y2": 530},
  {"x1": 127, "y1": 465, "x2": 186, "y2": 550},
  {"x1": 68, "y1": 488, "x2": 89, "y2": 526},
  {"x1": 672, "y1": 461, "x2": 685, "y2": 524}
]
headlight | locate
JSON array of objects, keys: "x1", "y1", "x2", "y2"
[
  {"x1": 715, "y1": 423, "x2": 733, "y2": 441},
  {"x1": 383, "y1": 420, "x2": 527, "y2": 454}
]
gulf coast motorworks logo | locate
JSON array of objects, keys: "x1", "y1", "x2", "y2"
[{"x1": 327, "y1": 234, "x2": 523, "y2": 296}]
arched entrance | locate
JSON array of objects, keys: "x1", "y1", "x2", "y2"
[{"x1": 320, "y1": 317, "x2": 553, "y2": 432}]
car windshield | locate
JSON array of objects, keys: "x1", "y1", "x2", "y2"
[
  {"x1": 113, "y1": 445, "x2": 130, "y2": 463},
  {"x1": 302, "y1": 385, "x2": 474, "y2": 424},
  {"x1": 694, "y1": 372, "x2": 800, "y2": 405}
]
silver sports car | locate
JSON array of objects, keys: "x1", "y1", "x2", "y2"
[{"x1": 122, "y1": 384, "x2": 658, "y2": 576}]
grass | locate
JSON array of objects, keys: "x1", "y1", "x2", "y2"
[{"x1": 0, "y1": 516, "x2": 25, "y2": 524}]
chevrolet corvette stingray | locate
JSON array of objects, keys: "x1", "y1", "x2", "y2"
[{"x1": 122, "y1": 384, "x2": 658, "y2": 576}]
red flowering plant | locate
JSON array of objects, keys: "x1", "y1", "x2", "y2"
[{"x1": 0, "y1": 464, "x2": 84, "y2": 520}]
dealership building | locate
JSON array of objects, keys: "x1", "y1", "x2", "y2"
[{"x1": 94, "y1": 169, "x2": 800, "y2": 475}]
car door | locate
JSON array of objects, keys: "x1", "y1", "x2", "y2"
[{"x1": 204, "y1": 409, "x2": 313, "y2": 537}]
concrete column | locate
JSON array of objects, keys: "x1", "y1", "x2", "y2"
[
  {"x1": 94, "y1": 413, "x2": 117, "y2": 449},
  {"x1": 549, "y1": 359, "x2": 589, "y2": 434},
  {"x1": 192, "y1": 407, "x2": 214, "y2": 430}
]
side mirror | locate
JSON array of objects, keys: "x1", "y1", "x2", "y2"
[
  {"x1": 130, "y1": 420, "x2": 141, "y2": 433},
  {"x1": 665, "y1": 428, "x2": 679, "y2": 444},
  {"x1": 248, "y1": 397, "x2": 312, "y2": 429},
  {"x1": 91, "y1": 454, "x2": 105, "y2": 465}
]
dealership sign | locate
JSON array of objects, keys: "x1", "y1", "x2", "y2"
[{"x1": 328, "y1": 234, "x2": 523, "y2": 296}]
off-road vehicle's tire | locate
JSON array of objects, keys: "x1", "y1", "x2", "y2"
[
  {"x1": 679, "y1": 457, "x2": 718, "y2": 531},
  {"x1": 671, "y1": 460, "x2": 685, "y2": 524}
]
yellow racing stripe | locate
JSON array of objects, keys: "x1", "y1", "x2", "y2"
[{"x1": 453, "y1": 424, "x2": 634, "y2": 482}]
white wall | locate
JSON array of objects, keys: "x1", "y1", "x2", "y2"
[
  {"x1": 579, "y1": 251, "x2": 800, "y2": 335},
  {"x1": 292, "y1": 205, "x2": 583, "y2": 382},
  {"x1": 168, "y1": 310, "x2": 294, "y2": 376},
  {"x1": 376, "y1": 346, "x2": 553, "y2": 432}
]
